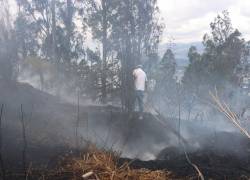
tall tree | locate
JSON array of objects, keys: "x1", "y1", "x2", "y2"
[
  {"x1": 65, "y1": 0, "x2": 73, "y2": 64},
  {"x1": 111, "y1": 0, "x2": 164, "y2": 112},
  {"x1": 51, "y1": 0, "x2": 56, "y2": 64},
  {"x1": 0, "y1": 1, "x2": 17, "y2": 82},
  {"x1": 183, "y1": 11, "x2": 247, "y2": 97},
  {"x1": 153, "y1": 49, "x2": 177, "y2": 115},
  {"x1": 202, "y1": 11, "x2": 245, "y2": 86},
  {"x1": 15, "y1": 0, "x2": 86, "y2": 93},
  {"x1": 160, "y1": 49, "x2": 176, "y2": 78},
  {"x1": 154, "y1": 48, "x2": 176, "y2": 94},
  {"x1": 82, "y1": 0, "x2": 114, "y2": 103},
  {"x1": 14, "y1": 0, "x2": 163, "y2": 106}
]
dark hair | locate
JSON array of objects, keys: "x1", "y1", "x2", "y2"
[{"x1": 135, "y1": 64, "x2": 143, "y2": 68}]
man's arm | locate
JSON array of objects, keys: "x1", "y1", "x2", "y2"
[
  {"x1": 132, "y1": 70, "x2": 136, "y2": 80},
  {"x1": 145, "y1": 75, "x2": 148, "y2": 91}
]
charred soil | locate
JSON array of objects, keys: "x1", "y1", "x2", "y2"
[{"x1": 1, "y1": 81, "x2": 250, "y2": 179}]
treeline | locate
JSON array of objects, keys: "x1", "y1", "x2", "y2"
[
  {"x1": 0, "y1": 1, "x2": 249, "y2": 116},
  {"x1": 183, "y1": 11, "x2": 249, "y2": 96},
  {"x1": 151, "y1": 11, "x2": 249, "y2": 119},
  {"x1": 0, "y1": 0, "x2": 163, "y2": 112}
]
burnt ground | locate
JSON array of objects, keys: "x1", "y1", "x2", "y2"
[
  {"x1": 119, "y1": 149, "x2": 250, "y2": 179},
  {"x1": 1, "y1": 80, "x2": 250, "y2": 179}
]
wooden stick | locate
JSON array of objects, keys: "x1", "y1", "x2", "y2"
[
  {"x1": 82, "y1": 171, "x2": 94, "y2": 179},
  {"x1": 20, "y1": 104, "x2": 27, "y2": 176},
  {"x1": 0, "y1": 104, "x2": 6, "y2": 180}
]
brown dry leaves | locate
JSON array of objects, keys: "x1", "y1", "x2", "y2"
[{"x1": 62, "y1": 146, "x2": 172, "y2": 180}]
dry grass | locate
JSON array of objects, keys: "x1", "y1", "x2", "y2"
[{"x1": 59, "y1": 145, "x2": 173, "y2": 180}]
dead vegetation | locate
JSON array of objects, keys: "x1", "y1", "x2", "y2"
[
  {"x1": 2, "y1": 146, "x2": 172, "y2": 179},
  {"x1": 210, "y1": 90, "x2": 250, "y2": 139},
  {"x1": 58, "y1": 145, "x2": 173, "y2": 180}
]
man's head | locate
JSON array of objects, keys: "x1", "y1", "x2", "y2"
[{"x1": 135, "y1": 64, "x2": 143, "y2": 69}]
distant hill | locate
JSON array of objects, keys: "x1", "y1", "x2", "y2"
[{"x1": 159, "y1": 42, "x2": 204, "y2": 67}]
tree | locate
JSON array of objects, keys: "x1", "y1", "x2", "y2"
[
  {"x1": 79, "y1": 0, "x2": 163, "y2": 109},
  {"x1": 110, "y1": 0, "x2": 164, "y2": 112},
  {"x1": 0, "y1": 1, "x2": 17, "y2": 82},
  {"x1": 153, "y1": 49, "x2": 177, "y2": 115},
  {"x1": 13, "y1": 0, "x2": 163, "y2": 107},
  {"x1": 154, "y1": 49, "x2": 176, "y2": 89},
  {"x1": 74, "y1": 48, "x2": 101, "y2": 101},
  {"x1": 82, "y1": 0, "x2": 114, "y2": 103},
  {"x1": 183, "y1": 11, "x2": 246, "y2": 97},
  {"x1": 160, "y1": 49, "x2": 176, "y2": 78},
  {"x1": 182, "y1": 46, "x2": 203, "y2": 94},
  {"x1": 202, "y1": 11, "x2": 245, "y2": 87},
  {"x1": 182, "y1": 46, "x2": 203, "y2": 120},
  {"x1": 182, "y1": 11, "x2": 249, "y2": 121},
  {"x1": 65, "y1": 0, "x2": 74, "y2": 64},
  {"x1": 15, "y1": 0, "x2": 86, "y2": 94},
  {"x1": 188, "y1": 46, "x2": 201, "y2": 64},
  {"x1": 15, "y1": 13, "x2": 39, "y2": 59}
]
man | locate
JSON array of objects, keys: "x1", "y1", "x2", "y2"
[{"x1": 133, "y1": 65, "x2": 147, "y2": 119}]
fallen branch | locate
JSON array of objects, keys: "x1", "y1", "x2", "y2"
[
  {"x1": 210, "y1": 90, "x2": 250, "y2": 139},
  {"x1": 82, "y1": 171, "x2": 94, "y2": 179},
  {"x1": 183, "y1": 148, "x2": 204, "y2": 180}
]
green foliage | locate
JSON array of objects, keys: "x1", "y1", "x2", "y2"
[
  {"x1": 154, "y1": 49, "x2": 176, "y2": 87},
  {"x1": 78, "y1": 0, "x2": 163, "y2": 107},
  {"x1": 160, "y1": 49, "x2": 176, "y2": 78},
  {"x1": 10, "y1": 0, "x2": 163, "y2": 106},
  {"x1": 110, "y1": 0, "x2": 164, "y2": 111},
  {"x1": 183, "y1": 11, "x2": 247, "y2": 98},
  {"x1": 151, "y1": 49, "x2": 179, "y2": 115}
]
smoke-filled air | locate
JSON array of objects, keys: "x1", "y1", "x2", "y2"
[{"x1": 0, "y1": 0, "x2": 250, "y2": 179}]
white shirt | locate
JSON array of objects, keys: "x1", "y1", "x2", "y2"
[{"x1": 133, "y1": 68, "x2": 147, "y2": 91}]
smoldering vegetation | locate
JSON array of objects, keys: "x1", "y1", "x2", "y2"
[
  {"x1": 1, "y1": 78, "x2": 250, "y2": 179},
  {"x1": 0, "y1": 0, "x2": 250, "y2": 179}
]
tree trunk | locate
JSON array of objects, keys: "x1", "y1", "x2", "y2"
[
  {"x1": 66, "y1": 0, "x2": 72, "y2": 65},
  {"x1": 101, "y1": 0, "x2": 107, "y2": 103},
  {"x1": 120, "y1": 0, "x2": 136, "y2": 113},
  {"x1": 51, "y1": 0, "x2": 61, "y2": 97},
  {"x1": 51, "y1": 0, "x2": 56, "y2": 63}
]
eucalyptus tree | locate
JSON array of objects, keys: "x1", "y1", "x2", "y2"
[
  {"x1": 80, "y1": 0, "x2": 117, "y2": 103},
  {"x1": 0, "y1": 1, "x2": 17, "y2": 82},
  {"x1": 153, "y1": 49, "x2": 178, "y2": 116},
  {"x1": 15, "y1": 0, "x2": 86, "y2": 93},
  {"x1": 202, "y1": 11, "x2": 246, "y2": 87},
  {"x1": 182, "y1": 11, "x2": 249, "y2": 119},
  {"x1": 111, "y1": 0, "x2": 164, "y2": 112}
]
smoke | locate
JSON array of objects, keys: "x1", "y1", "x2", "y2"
[
  {"x1": 1, "y1": 56, "x2": 249, "y2": 170},
  {"x1": 146, "y1": 74, "x2": 250, "y2": 159}
]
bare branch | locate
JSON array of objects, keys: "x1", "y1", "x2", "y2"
[{"x1": 210, "y1": 91, "x2": 250, "y2": 139}]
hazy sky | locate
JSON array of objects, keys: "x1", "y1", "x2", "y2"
[
  {"x1": 7, "y1": 0, "x2": 250, "y2": 44},
  {"x1": 158, "y1": 0, "x2": 250, "y2": 43}
]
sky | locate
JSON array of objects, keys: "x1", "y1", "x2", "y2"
[
  {"x1": 7, "y1": 0, "x2": 250, "y2": 44},
  {"x1": 158, "y1": 0, "x2": 250, "y2": 43}
]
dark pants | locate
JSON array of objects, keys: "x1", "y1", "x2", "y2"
[{"x1": 135, "y1": 90, "x2": 144, "y2": 113}]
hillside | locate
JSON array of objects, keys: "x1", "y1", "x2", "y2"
[{"x1": 1, "y1": 80, "x2": 250, "y2": 179}]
